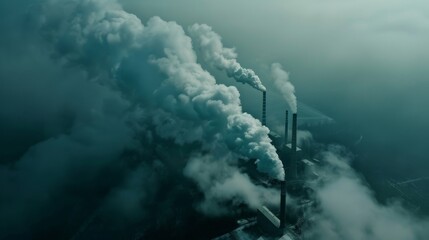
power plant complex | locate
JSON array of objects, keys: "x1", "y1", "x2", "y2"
[{"x1": 213, "y1": 91, "x2": 321, "y2": 240}]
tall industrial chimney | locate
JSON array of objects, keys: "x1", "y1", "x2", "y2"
[
  {"x1": 292, "y1": 113, "x2": 297, "y2": 151},
  {"x1": 290, "y1": 113, "x2": 298, "y2": 179},
  {"x1": 262, "y1": 91, "x2": 267, "y2": 126},
  {"x1": 284, "y1": 110, "x2": 289, "y2": 144},
  {"x1": 279, "y1": 180, "x2": 287, "y2": 230}
]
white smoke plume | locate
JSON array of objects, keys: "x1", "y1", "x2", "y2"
[
  {"x1": 149, "y1": 44, "x2": 284, "y2": 180},
  {"x1": 270, "y1": 63, "x2": 297, "y2": 113},
  {"x1": 0, "y1": 0, "x2": 287, "y2": 238},
  {"x1": 35, "y1": 0, "x2": 284, "y2": 181},
  {"x1": 304, "y1": 146, "x2": 429, "y2": 240},
  {"x1": 188, "y1": 23, "x2": 266, "y2": 92},
  {"x1": 184, "y1": 154, "x2": 279, "y2": 216},
  {"x1": 37, "y1": 0, "x2": 285, "y2": 220}
]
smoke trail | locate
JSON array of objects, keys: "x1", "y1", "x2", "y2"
[
  {"x1": 188, "y1": 23, "x2": 266, "y2": 92},
  {"x1": 184, "y1": 153, "x2": 280, "y2": 216},
  {"x1": 36, "y1": 1, "x2": 284, "y2": 181},
  {"x1": 303, "y1": 146, "x2": 429, "y2": 240},
  {"x1": 270, "y1": 63, "x2": 297, "y2": 113},
  {"x1": 150, "y1": 46, "x2": 284, "y2": 180},
  {"x1": 43, "y1": 1, "x2": 283, "y2": 179},
  {"x1": 0, "y1": 0, "x2": 287, "y2": 238}
]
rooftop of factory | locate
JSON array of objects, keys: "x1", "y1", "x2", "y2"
[{"x1": 212, "y1": 217, "x2": 300, "y2": 240}]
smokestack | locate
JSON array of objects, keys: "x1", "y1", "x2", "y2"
[
  {"x1": 262, "y1": 91, "x2": 267, "y2": 126},
  {"x1": 291, "y1": 113, "x2": 298, "y2": 179},
  {"x1": 292, "y1": 113, "x2": 297, "y2": 152},
  {"x1": 284, "y1": 110, "x2": 289, "y2": 144},
  {"x1": 279, "y1": 180, "x2": 287, "y2": 229}
]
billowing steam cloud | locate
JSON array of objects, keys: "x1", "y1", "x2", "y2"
[
  {"x1": 304, "y1": 146, "x2": 429, "y2": 240},
  {"x1": 0, "y1": 0, "x2": 284, "y2": 238},
  {"x1": 188, "y1": 24, "x2": 266, "y2": 92},
  {"x1": 35, "y1": 0, "x2": 284, "y2": 179},
  {"x1": 184, "y1": 153, "x2": 279, "y2": 216},
  {"x1": 270, "y1": 63, "x2": 297, "y2": 112}
]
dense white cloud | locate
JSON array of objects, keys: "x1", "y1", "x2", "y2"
[
  {"x1": 37, "y1": 0, "x2": 284, "y2": 180},
  {"x1": 0, "y1": 0, "x2": 286, "y2": 238},
  {"x1": 304, "y1": 146, "x2": 429, "y2": 240},
  {"x1": 184, "y1": 154, "x2": 279, "y2": 216}
]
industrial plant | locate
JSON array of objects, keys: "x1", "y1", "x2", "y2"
[{"x1": 213, "y1": 91, "x2": 323, "y2": 240}]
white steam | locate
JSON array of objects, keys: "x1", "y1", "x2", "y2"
[
  {"x1": 184, "y1": 154, "x2": 279, "y2": 216},
  {"x1": 38, "y1": 1, "x2": 284, "y2": 180},
  {"x1": 188, "y1": 23, "x2": 266, "y2": 92},
  {"x1": 0, "y1": 3, "x2": 287, "y2": 237},
  {"x1": 305, "y1": 146, "x2": 429, "y2": 240},
  {"x1": 270, "y1": 63, "x2": 297, "y2": 113},
  {"x1": 150, "y1": 45, "x2": 284, "y2": 180}
]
